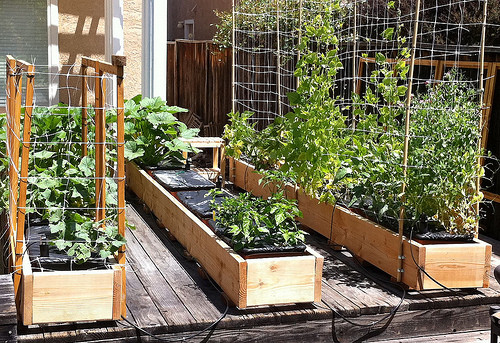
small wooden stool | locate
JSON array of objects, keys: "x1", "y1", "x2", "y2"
[{"x1": 180, "y1": 137, "x2": 225, "y2": 182}]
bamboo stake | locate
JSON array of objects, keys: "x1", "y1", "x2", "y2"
[
  {"x1": 475, "y1": 0, "x2": 488, "y2": 237},
  {"x1": 95, "y1": 65, "x2": 106, "y2": 224},
  {"x1": 352, "y1": 0, "x2": 357, "y2": 131},
  {"x1": 297, "y1": 0, "x2": 303, "y2": 87},
  {"x1": 81, "y1": 65, "x2": 88, "y2": 156},
  {"x1": 397, "y1": 0, "x2": 421, "y2": 283},
  {"x1": 231, "y1": 0, "x2": 236, "y2": 114},
  {"x1": 113, "y1": 54, "x2": 127, "y2": 318},
  {"x1": 276, "y1": 0, "x2": 282, "y2": 118}
]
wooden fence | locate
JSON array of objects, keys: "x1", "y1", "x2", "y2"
[{"x1": 167, "y1": 40, "x2": 232, "y2": 137}]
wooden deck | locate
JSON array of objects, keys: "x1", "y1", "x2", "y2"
[
  {"x1": 0, "y1": 275, "x2": 16, "y2": 343},
  {"x1": 14, "y1": 192, "x2": 500, "y2": 342}
]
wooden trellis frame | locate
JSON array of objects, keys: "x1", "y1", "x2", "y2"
[
  {"x1": 5, "y1": 56, "x2": 35, "y2": 305},
  {"x1": 81, "y1": 55, "x2": 127, "y2": 318},
  {"x1": 5, "y1": 55, "x2": 127, "y2": 324}
]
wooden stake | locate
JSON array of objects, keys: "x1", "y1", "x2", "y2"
[
  {"x1": 95, "y1": 65, "x2": 106, "y2": 224},
  {"x1": 113, "y1": 54, "x2": 127, "y2": 318},
  {"x1": 398, "y1": 0, "x2": 421, "y2": 283},
  {"x1": 5, "y1": 56, "x2": 16, "y2": 260},
  {"x1": 15, "y1": 63, "x2": 35, "y2": 307},
  {"x1": 81, "y1": 65, "x2": 88, "y2": 156}
]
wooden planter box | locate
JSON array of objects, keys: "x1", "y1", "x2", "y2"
[
  {"x1": 21, "y1": 256, "x2": 124, "y2": 325},
  {"x1": 127, "y1": 161, "x2": 323, "y2": 308},
  {"x1": 229, "y1": 157, "x2": 492, "y2": 290}
]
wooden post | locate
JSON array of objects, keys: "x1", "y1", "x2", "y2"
[
  {"x1": 81, "y1": 65, "x2": 88, "y2": 156},
  {"x1": 9, "y1": 60, "x2": 23, "y2": 302},
  {"x1": 15, "y1": 62, "x2": 35, "y2": 308},
  {"x1": 95, "y1": 65, "x2": 106, "y2": 225},
  {"x1": 476, "y1": 0, "x2": 488, "y2": 237},
  {"x1": 5, "y1": 56, "x2": 16, "y2": 260},
  {"x1": 397, "y1": 0, "x2": 421, "y2": 283},
  {"x1": 9, "y1": 60, "x2": 23, "y2": 271},
  {"x1": 112, "y1": 54, "x2": 127, "y2": 318}
]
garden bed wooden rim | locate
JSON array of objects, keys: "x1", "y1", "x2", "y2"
[
  {"x1": 228, "y1": 157, "x2": 492, "y2": 290},
  {"x1": 126, "y1": 161, "x2": 324, "y2": 308},
  {"x1": 21, "y1": 251, "x2": 124, "y2": 325}
]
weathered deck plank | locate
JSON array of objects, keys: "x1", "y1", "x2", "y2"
[
  {"x1": 125, "y1": 229, "x2": 197, "y2": 328},
  {"x1": 0, "y1": 275, "x2": 16, "y2": 321},
  {"x1": 15, "y1": 195, "x2": 500, "y2": 343},
  {"x1": 0, "y1": 275, "x2": 16, "y2": 343},
  {"x1": 125, "y1": 265, "x2": 167, "y2": 328},
  {"x1": 126, "y1": 206, "x2": 223, "y2": 324}
]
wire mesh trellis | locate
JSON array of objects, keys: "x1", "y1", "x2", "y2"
[
  {"x1": 228, "y1": 0, "x2": 497, "y2": 252},
  {"x1": 2, "y1": 55, "x2": 127, "y2": 310}
]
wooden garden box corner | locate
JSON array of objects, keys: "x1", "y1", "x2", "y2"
[
  {"x1": 21, "y1": 256, "x2": 125, "y2": 325},
  {"x1": 126, "y1": 161, "x2": 323, "y2": 308}
]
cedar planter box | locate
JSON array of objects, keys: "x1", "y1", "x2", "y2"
[
  {"x1": 21, "y1": 256, "x2": 124, "y2": 325},
  {"x1": 127, "y1": 161, "x2": 323, "y2": 308},
  {"x1": 229, "y1": 157, "x2": 492, "y2": 290}
]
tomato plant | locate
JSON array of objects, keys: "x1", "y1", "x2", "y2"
[{"x1": 209, "y1": 190, "x2": 304, "y2": 251}]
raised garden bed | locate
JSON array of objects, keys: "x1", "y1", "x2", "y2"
[
  {"x1": 126, "y1": 161, "x2": 323, "y2": 308},
  {"x1": 4, "y1": 55, "x2": 127, "y2": 325},
  {"x1": 21, "y1": 244, "x2": 123, "y2": 325},
  {"x1": 229, "y1": 157, "x2": 492, "y2": 290}
]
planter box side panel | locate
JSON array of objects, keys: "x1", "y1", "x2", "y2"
[
  {"x1": 229, "y1": 158, "x2": 297, "y2": 200},
  {"x1": 31, "y1": 270, "x2": 116, "y2": 324},
  {"x1": 127, "y1": 162, "x2": 247, "y2": 307},
  {"x1": 330, "y1": 206, "x2": 426, "y2": 289},
  {"x1": 246, "y1": 255, "x2": 317, "y2": 307},
  {"x1": 421, "y1": 242, "x2": 492, "y2": 289},
  {"x1": 296, "y1": 190, "x2": 336, "y2": 239}
]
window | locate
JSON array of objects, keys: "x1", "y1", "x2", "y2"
[{"x1": 0, "y1": 0, "x2": 58, "y2": 108}]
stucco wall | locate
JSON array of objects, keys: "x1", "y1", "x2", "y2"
[
  {"x1": 168, "y1": 0, "x2": 230, "y2": 41},
  {"x1": 58, "y1": 0, "x2": 142, "y2": 103},
  {"x1": 123, "y1": 0, "x2": 142, "y2": 99},
  {"x1": 58, "y1": 0, "x2": 105, "y2": 104}
]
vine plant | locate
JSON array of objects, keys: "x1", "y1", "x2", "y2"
[{"x1": 223, "y1": 1, "x2": 488, "y2": 236}]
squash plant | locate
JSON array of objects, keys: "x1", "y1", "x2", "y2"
[
  {"x1": 123, "y1": 95, "x2": 200, "y2": 167},
  {"x1": 209, "y1": 190, "x2": 304, "y2": 252},
  {"x1": 0, "y1": 104, "x2": 128, "y2": 264}
]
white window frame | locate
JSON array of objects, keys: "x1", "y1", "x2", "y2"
[
  {"x1": 47, "y1": 0, "x2": 59, "y2": 105},
  {"x1": 142, "y1": 0, "x2": 167, "y2": 99}
]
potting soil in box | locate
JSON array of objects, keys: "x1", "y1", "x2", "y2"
[
  {"x1": 26, "y1": 224, "x2": 109, "y2": 272},
  {"x1": 153, "y1": 169, "x2": 215, "y2": 191},
  {"x1": 177, "y1": 189, "x2": 232, "y2": 218}
]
